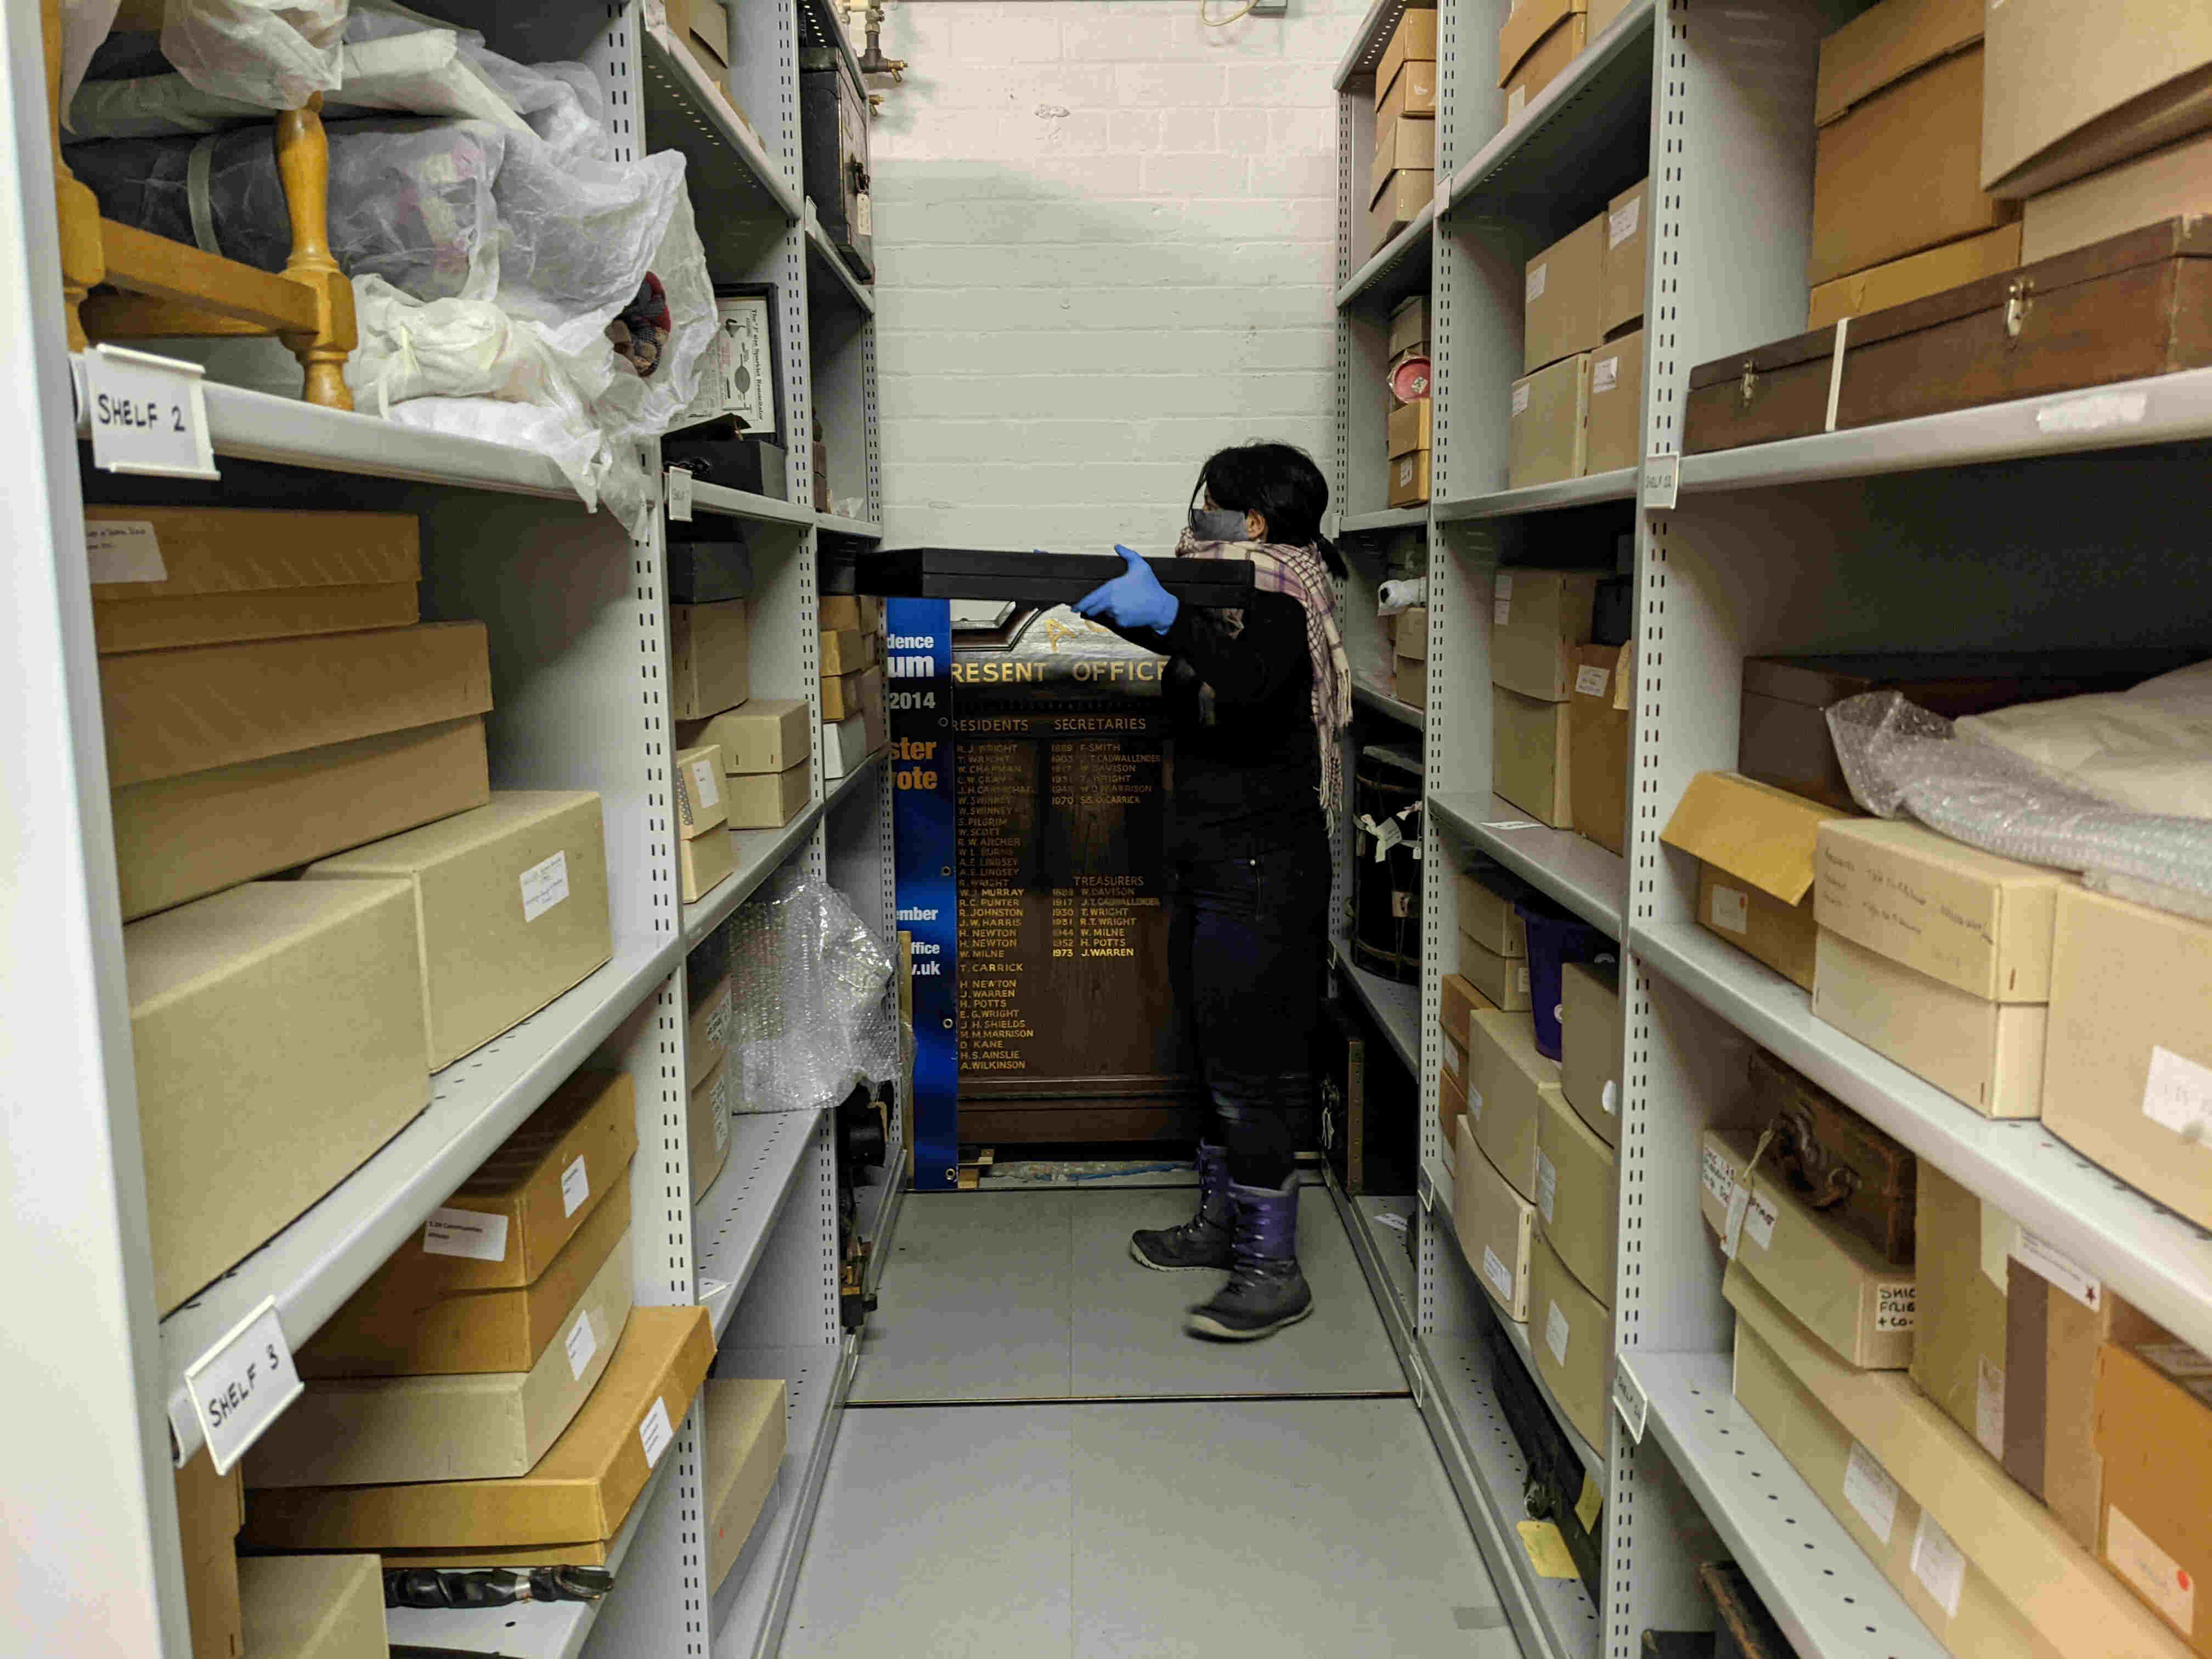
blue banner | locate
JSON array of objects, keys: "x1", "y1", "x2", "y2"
[{"x1": 887, "y1": 599, "x2": 960, "y2": 1192}]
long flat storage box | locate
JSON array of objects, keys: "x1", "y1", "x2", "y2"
[
  {"x1": 1468, "y1": 1007, "x2": 1562, "y2": 1199},
  {"x1": 690, "y1": 1057, "x2": 733, "y2": 1198},
  {"x1": 238, "y1": 1554, "x2": 387, "y2": 1659},
  {"x1": 1661, "y1": 771, "x2": 1846, "y2": 991},
  {"x1": 127, "y1": 880, "x2": 429, "y2": 1313},
  {"x1": 1559, "y1": 958, "x2": 1621, "y2": 1145},
  {"x1": 304, "y1": 792, "x2": 612, "y2": 1070},
  {"x1": 680, "y1": 826, "x2": 736, "y2": 904},
  {"x1": 1807, "y1": 224, "x2": 2023, "y2": 329},
  {"x1": 727, "y1": 758, "x2": 812, "y2": 828},
  {"x1": 1813, "y1": 928, "x2": 2048, "y2": 1118},
  {"x1": 1537, "y1": 1088, "x2": 1616, "y2": 1302},
  {"x1": 681, "y1": 697, "x2": 812, "y2": 776},
  {"x1": 1530, "y1": 1233, "x2": 1609, "y2": 1449},
  {"x1": 2023, "y1": 130, "x2": 2212, "y2": 264},
  {"x1": 1454, "y1": 1118, "x2": 1534, "y2": 1321},
  {"x1": 706, "y1": 1378, "x2": 789, "y2": 1590},
  {"x1": 1493, "y1": 689, "x2": 1572, "y2": 828}
]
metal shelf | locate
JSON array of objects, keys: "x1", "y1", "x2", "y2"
[
  {"x1": 1353, "y1": 680, "x2": 1425, "y2": 729},
  {"x1": 1633, "y1": 919, "x2": 2212, "y2": 1359},
  {"x1": 159, "y1": 934, "x2": 677, "y2": 1463},
  {"x1": 1432, "y1": 793, "x2": 1624, "y2": 941},
  {"x1": 1676, "y1": 365, "x2": 2212, "y2": 496},
  {"x1": 793, "y1": 0, "x2": 867, "y2": 105},
  {"x1": 815, "y1": 511, "x2": 884, "y2": 540},
  {"x1": 1334, "y1": 943, "x2": 1422, "y2": 1074},
  {"x1": 640, "y1": 25, "x2": 802, "y2": 233},
  {"x1": 1630, "y1": 1351, "x2": 1947, "y2": 1659},
  {"x1": 683, "y1": 804, "x2": 827, "y2": 945},
  {"x1": 691, "y1": 481, "x2": 815, "y2": 529},
  {"x1": 824, "y1": 749, "x2": 886, "y2": 812},
  {"x1": 1434, "y1": 466, "x2": 1638, "y2": 522},
  {"x1": 1340, "y1": 505, "x2": 1432, "y2": 536},
  {"x1": 1327, "y1": 1170, "x2": 1418, "y2": 1372},
  {"x1": 804, "y1": 203, "x2": 876, "y2": 317},
  {"x1": 1338, "y1": 204, "x2": 1436, "y2": 314},
  {"x1": 1331, "y1": 0, "x2": 1425, "y2": 90},
  {"x1": 697, "y1": 1109, "x2": 829, "y2": 1339}
]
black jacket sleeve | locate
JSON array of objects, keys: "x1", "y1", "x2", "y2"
[{"x1": 1156, "y1": 592, "x2": 1311, "y2": 708}]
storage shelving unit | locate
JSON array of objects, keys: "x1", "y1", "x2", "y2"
[
  {"x1": 4, "y1": 0, "x2": 896, "y2": 1653},
  {"x1": 1331, "y1": 0, "x2": 2212, "y2": 1654}
]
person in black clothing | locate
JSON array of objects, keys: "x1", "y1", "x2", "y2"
[{"x1": 1073, "y1": 442, "x2": 1351, "y2": 1341}]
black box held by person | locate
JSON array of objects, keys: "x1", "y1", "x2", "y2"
[{"x1": 855, "y1": 548, "x2": 1256, "y2": 608}]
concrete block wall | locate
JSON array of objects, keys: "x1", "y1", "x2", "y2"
[{"x1": 866, "y1": 0, "x2": 1361, "y2": 556}]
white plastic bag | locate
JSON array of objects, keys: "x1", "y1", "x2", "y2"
[{"x1": 161, "y1": 0, "x2": 347, "y2": 110}]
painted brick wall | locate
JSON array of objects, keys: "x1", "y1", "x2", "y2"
[{"x1": 866, "y1": 0, "x2": 1357, "y2": 557}]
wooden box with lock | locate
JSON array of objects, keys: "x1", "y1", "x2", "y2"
[
  {"x1": 1684, "y1": 217, "x2": 2212, "y2": 453},
  {"x1": 801, "y1": 47, "x2": 874, "y2": 280},
  {"x1": 1745, "y1": 1048, "x2": 1915, "y2": 1266}
]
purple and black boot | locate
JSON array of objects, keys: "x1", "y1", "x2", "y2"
[
  {"x1": 1130, "y1": 1142, "x2": 1234, "y2": 1272},
  {"x1": 1185, "y1": 1172, "x2": 1313, "y2": 1341}
]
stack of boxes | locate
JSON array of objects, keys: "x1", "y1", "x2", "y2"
[
  {"x1": 1391, "y1": 603, "x2": 1428, "y2": 708},
  {"x1": 1489, "y1": 569, "x2": 1597, "y2": 829},
  {"x1": 660, "y1": 0, "x2": 763, "y2": 140},
  {"x1": 1496, "y1": 0, "x2": 1635, "y2": 125},
  {"x1": 687, "y1": 930, "x2": 736, "y2": 1204},
  {"x1": 1509, "y1": 177, "x2": 1646, "y2": 489},
  {"x1": 1385, "y1": 295, "x2": 1432, "y2": 508},
  {"x1": 819, "y1": 594, "x2": 890, "y2": 778},
  {"x1": 668, "y1": 585, "x2": 758, "y2": 895},
  {"x1": 1369, "y1": 7, "x2": 1437, "y2": 253}
]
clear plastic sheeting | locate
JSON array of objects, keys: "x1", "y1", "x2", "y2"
[
  {"x1": 1827, "y1": 688, "x2": 2212, "y2": 916},
  {"x1": 725, "y1": 880, "x2": 902, "y2": 1116},
  {"x1": 160, "y1": 0, "x2": 347, "y2": 112}
]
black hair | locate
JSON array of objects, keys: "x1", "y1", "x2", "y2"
[{"x1": 1197, "y1": 441, "x2": 1344, "y2": 578}]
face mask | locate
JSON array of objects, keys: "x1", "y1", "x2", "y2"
[{"x1": 1188, "y1": 506, "x2": 1249, "y2": 543}]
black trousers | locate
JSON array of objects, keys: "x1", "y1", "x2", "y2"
[{"x1": 1166, "y1": 828, "x2": 1332, "y2": 1189}]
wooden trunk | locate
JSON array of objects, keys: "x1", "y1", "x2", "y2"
[
  {"x1": 1747, "y1": 1049, "x2": 1915, "y2": 1265},
  {"x1": 1700, "y1": 1562, "x2": 1792, "y2": 1659}
]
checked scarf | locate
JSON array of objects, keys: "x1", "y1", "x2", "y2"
[{"x1": 1174, "y1": 526, "x2": 1355, "y2": 839}]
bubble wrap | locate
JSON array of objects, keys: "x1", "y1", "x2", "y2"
[
  {"x1": 1827, "y1": 690, "x2": 2212, "y2": 914},
  {"x1": 724, "y1": 880, "x2": 901, "y2": 1116}
]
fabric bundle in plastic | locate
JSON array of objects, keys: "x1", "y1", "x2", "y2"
[{"x1": 724, "y1": 880, "x2": 903, "y2": 1116}]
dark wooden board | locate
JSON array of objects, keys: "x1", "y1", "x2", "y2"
[{"x1": 859, "y1": 547, "x2": 1256, "y2": 607}]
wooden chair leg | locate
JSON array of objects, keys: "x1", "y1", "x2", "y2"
[
  {"x1": 42, "y1": 0, "x2": 106, "y2": 350},
  {"x1": 274, "y1": 95, "x2": 356, "y2": 411}
]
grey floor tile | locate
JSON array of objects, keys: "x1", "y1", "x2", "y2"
[{"x1": 779, "y1": 1405, "x2": 1076, "y2": 1659}]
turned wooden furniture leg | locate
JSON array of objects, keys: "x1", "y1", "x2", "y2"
[
  {"x1": 275, "y1": 95, "x2": 356, "y2": 411},
  {"x1": 42, "y1": 0, "x2": 106, "y2": 349}
]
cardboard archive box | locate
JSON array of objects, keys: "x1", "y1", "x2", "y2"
[
  {"x1": 1491, "y1": 569, "x2": 1600, "y2": 701},
  {"x1": 1389, "y1": 294, "x2": 1430, "y2": 360},
  {"x1": 1387, "y1": 399, "x2": 1433, "y2": 507},
  {"x1": 1601, "y1": 179, "x2": 1647, "y2": 335},
  {"x1": 127, "y1": 880, "x2": 428, "y2": 1314},
  {"x1": 1441, "y1": 1063, "x2": 1470, "y2": 1146},
  {"x1": 689, "y1": 1056, "x2": 733, "y2": 1198},
  {"x1": 818, "y1": 594, "x2": 882, "y2": 633},
  {"x1": 1508, "y1": 353, "x2": 1590, "y2": 489},
  {"x1": 674, "y1": 744, "x2": 729, "y2": 839},
  {"x1": 1503, "y1": 13, "x2": 1584, "y2": 123},
  {"x1": 1813, "y1": 931, "x2": 2048, "y2": 1119},
  {"x1": 1806, "y1": 223, "x2": 2022, "y2": 329},
  {"x1": 306, "y1": 792, "x2": 612, "y2": 1070},
  {"x1": 1387, "y1": 443, "x2": 1432, "y2": 512},
  {"x1": 1524, "y1": 214, "x2": 1606, "y2": 374},
  {"x1": 706, "y1": 1378, "x2": 789, "y2": 1590},
  {"x1": 1728, "y1": 1268, "x2": 2192, "y2": 1659},
  {"x1": 822, "y1": 713, "x2": 871, "y2": 780},
  {"x1": 1395, "y1": 605, "x2": 1430, "y2": 662},
  {"x1": 2097, "y1": 1341, "x2": 2212, "y2": 1654},
  {"x1": 2042, "y1": 887, "x2": 2212, "y2": 1232},
  {"x1": 1660, "y1": 772, "x2": 1849, "y2": 991},
  {"x1": 670, "y1": 601, "x2": 752, "y2": 721},
  {"x1": 1493, "y1": 687, "x2": 1572, "y2": 828},
  {"x1": 1813, "y1": 0, "x2": 1981, "y2": 131},
  {"x1": 1370, "y1": 168, "x2": 1433, "y2": 254},
  {"x1": 238, "y1": 1554, "x2": 386, "y2": 1659},
  {"x1": 1373, "y1": 115, "x2": 1437, "y2": 200},
  {"x1": 84, "y1": 506, "x2": 417, "y2": 655},
  {"x1": 1375, "y1": 7, "x2": 1436, "y2": 111},
  {"x1": 1567, "y1": 641, "x2": 1631, "y2": 854},
  {"x1": 680, "y1": 696, "x2": 812, "y2": 776},
  {"x1": 680, "y1": 826, "x2": 736, "y2": 904},
  {"x1": 1459, "y1": 929, "x2": 1533, "y2": 1011},
  {"x1": 1701, "y1": 1126, "x2": 1914, "y2": 1369},
  {"x1": 1440, "y1": 970, "x2": 1498, "y2": 1056},
  {"x1": 1537, "y1": 1088, "x2": 1616, "y2": 1301},
  {"x1": 1559, "y1": 958, "x2": 1620, "y2": 1144},
  {"x1": 687, "y1": 970, "x2": 732, "y2": 1091},
  {"x1": 1378, "y1": 57, "x2": 1437, "y2": 128},
  {"x1": 245, "y1": 1223, "x2": 633, "y2": 1487},
  {"x1": 1583, "y1": 331, "x2": 1643, "y2": 476},
  {"x1": 1531, "y1": 1233, "x2": 1609, "y2": 1448},
  {"x1": 821, "y1": 665, "x2": 883, "y2": 726},
  {"x1": 727, "y1": 758, "x2": 812, "y2": 828},
  {"x1": 1458, "y1": 869, "x2": 1530, "y2": 957},
  {"x1": 2022, "y1": 128, "x2": 2212, "y2": 263},
  {"x1": 1468, "y1": 1007, "x2": 1564, "y2": 1199},
  {"x1": 241, "y1": 1306, "x2": 714, "y2": 1557},
  {"x1": 663, "y1": 0, "x2": 731, "y2": 88},
  {"x1": 818, "y1": 625, "x2": 879, "y2": 679},
  {"x1": 1499, "y1": 0, "x2": 1584, "y2": 101},
  {"x1": 177, "y1": 1450, "x2": 245, "y2": 1659},
  {"x1": 1454, "y1": 1118, "x2": 1534, "y2": 1321}
]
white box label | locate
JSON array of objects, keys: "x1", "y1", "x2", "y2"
[
  {"x1": 1701, "y1": 1144, "x2": 1734, "y2": 1206},
  {"x1": 714, "y1": 1070, "x2": 732, "y2": 1154},
  {"x1": 85, "y1": 345, "x2": 218, "y2": 480},
  {"x1": 2107, "y1": 1504, "x2": 2195, "y2": 1633},
  {"x1": 666, "y1": 465, "x2": 695, "y2": 522},
  {"x1": 1975, "y1": 1357, "x2": 2005, "y2": 1458},
  {"x1": 690, "y1": 758, "x2": 721, "y2": 810},
  {"x1": 85, "y1": 520, "x2": 166, "y2": 584},
  {"x1": 1910, "y1": 1511, "x2": 1966, "y2": 1619},
  {"x1": 1526, "y1": 263, "x2": 1548, "y2": 303},
  {"x1": 1468, "y1": 1085, "x2": 1484, "y2": 1122},
  {"x1": 1516, "y1": 964, "x2": 1531, "y2": 995},
  {"x1": 2011, "y1": 1227, "x2": 2101, "y2": 1311},
  {"x1": 423, "y1": 1207, "x2": 509, "y2": 1261},
  {"x1": 1843, "y1": 1441, "x2": 1899, "y2": 1543},
  {"x1": 1742, "y1": 1189, "x2": 1778, "y2": 1251},
  {"x1": 1510, "y1": 383, "x2": 1530, "y2": 417},
  {"x1": 1482, "y1": 1245, "x2": 1513, "y2": 1302},
  {"x1": 1545, "y1": 1301, "x2": 1570, "y2": 1364},
  {"x1": 1575, "y1": 664, "x2": 1611, "y2": 697},
  {"x1": 1535, "y1": 1152, "x2": 1558, "y2": 1223},
  {"x1": 182, "y1": 1300, "x2": 303, "y2": 1476},
  {"x1": 520, "y1": 851, "x2": 571, "y2": 923},
  {"x1": 1875, "y1": 1281, "x2": 1916, "y2": 1333},
  {"x1": 1608, "y1": 198, "x2": 1640, "y2": 247},
  {"x1": 1612, "y1": 1359, "x2": 1648, "y2": 1442},
  {"x1": 1709, "y1": 884, "x2": 1749, "y2": 935},
  {"x1": 1493, "y1": 573, "x2": 1513, "y2": 600},
  {"x1": 2143, "y1": 1044, "x2": 2212, "y2": 1141},
  {"x1": 1593, "y1": 355, "x2": 1620, "y2": 395},
  {"x1": 855, "y1": 190, "x2": 873, "y2": 239},
  {"x1": 565, "y1": 1309, "x2": 598, "y2": 1381},
  {"x1": 1601, "y1": 1079, "x2": 1618, "y2": 1117},
  {"x1": 560, "y1": 1155, "x2": 590, "y2": 1218},
  {"x1": 638, "y1": 1396, "x2": 675, "y2": 1468},
  {"x1": 705, "y1": 995, "x2": 731, "y2": 1046}
]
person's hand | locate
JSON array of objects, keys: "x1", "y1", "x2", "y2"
[{"x1": 1073, "y1": 544, "x2": 1180, "y2": 633}]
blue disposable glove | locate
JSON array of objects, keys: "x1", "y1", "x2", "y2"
[{"x1": 1071, "y1": 544, "x2": 1180, "y2": 634}]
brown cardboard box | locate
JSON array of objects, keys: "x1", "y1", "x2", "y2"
[
  {"x1": 1728, "y1": 1267, "x2": 2191, "y2": 1659},
  {"x1": 1387, "y1": 399, "x2": 1434, "y2": 464},
  {"x1": 1378, "y1": 58, "x2": 1438, "y2": 128},
  {"x1": 1813, "y1": 929, "x2": 2048, "y2": 1118},
  {"x1": 315, "y1": 1068, "x2": 636, "y2": 1297},
  {"x1": 241, "y1": 1306, "x2": 714, "y2": 1552},
  {"x1": 1370, "y1": 169, "x2": 1434, "y2": 252},
  {"x1": 1441, "y1": 1063, "x2": 1469, "y2": 1146},
  {"x1": 1458, "y1": 871, "x2": 1528, "y2": 957},
  {"x1": 1702, "y1": 1126, "x2": 1914, "y2": 1369},
  {"x1": 1372, "y1": 115, "x2": 1438, "y2": 199},
  {"x1": 178, "y1": 1450, "x2": 245, "y2": 1659},
  {"x1": 2022, "y1": 129, "x2": 2212, "y2": 262},
  {"x1": 112, "y1": 716, "x2": 489, "y2": 923},
  {"x1": 246, "y1": 1231, "x2": 631, "y2": 1487},
  {"x1": 727, "y1": 758, "x2": 811, "y2": 828},
  {"x1": 1375, "y1": 7, "x2": 1438, "y2": 109},
  {"x1": 680, "y1": 826, "x2": 735, "y2": 904},
  {"x1": 99, "y1": 621, "x2": 491, "y2": 788},
  {"x1": 670, "y1": 601, "x2": 751, "y2": 720},
  {"x1": 84, "y1": 507, "x2": 417, "y2": 655},
  {"x1": 706, "y1": 1378, "x2": 789, "y2": 1591},
  {"x1": 1468, "y1": 1007, "x2": 1564, "y2": 1199},
  {"x1": 1601, "y1": 179, "x2": 1647, "y2": 336},
  {"x1": 859, "y1": 664, "x2": 888, "y2": 758},
  {"x1": 1491, "y1": 569, "x2": 1601, "y2": 702},
  {"x1": 1814, "y1": 0, "x2": 1982, "y2": 128},
  {"x1": 1530, "y1": 1233, "x2": 1610, "y2": 1447},
  {"x1": 1982, "y1": 0, "x2": 2212, "y2": 198},
  {"x1": 1583, "y1": 332, "x2": 1643, "y2": 476},
  {"x1": 1587, "y1": 0, "x2": 1632, "y2": 32},
  {"x1": 297, "y1": 1178, "x2": 633, "y2": 1379},
  {"x1": 1442, "y1": 1025, "x2": 1469, "y2": 1084},
  {"x1": 1807, "y1": 223, "x2": 2023, "y2": 327},
  {"x1": 1567, "y1": 641, "x2": 1631, "y2": 853},
  {"x1": 1454, "y1": 1118, "x2": 1534, "y2": 1321},
  {"x1": 1393, "y1": 657, "x2": 1429, "y2": 707},
  {"x1": 2044, "y1": 887, "x2": 2212, "y2": 1231},
  {"x1": 1537, "y1": 1088, "x2": 1616, "y2": 1301},
  {"x1": 1661, "y1": 772, "x2": 1848, "y2": 992},
  {"x1": 1523, "y1": 215, "x2": 1606, "y2": 373},
  {"x1": 818, "y1": 626, "x2": 879, "y2": 678},
  {"x1": 1440, "y1": 970, "x2": 1499, "y2": 1053},
  {"x1": 1386, "y1": 445, "x2": 1432, "y2": 508},
  {"x1": 1811, "y1": 47, "x2": 2016, "y2": 285},
  {"x1": 306, "y1": 793, "x2": 613, "y2": 1071},
  {"x1": 689, "y1": 1056, "x2": 733, "y2": 1198},
  {"x1": 1503, "y1": 15, "x2": 1585, "y2": 123},
  {"x1": 1459, "y1": 930, "x2": 1533, "y2": 1012},
  {"x1": 238, "y1": 1554, "x2": 386, "y2": 1659},
  {"x1": 1508, "y1": 353, "x2": 1590, "y2": 489},
  {"x1": 664, "y1": 0, "x2": 731, "y2": 76},
  {"x1": 1394, "y1": 604, "x2": 1430, "y2": 661},
  {"x1": 1493, "y1": 687, "x2": 1572, "y2": 828},
  {"x1": 127, "y1": 881, "x2": 428, "y2": 1313},
  {"x1": 818, "y1": 595, "x2": 882, "y2": 633},
  {"x1": 674, "y1": 744, "x2": 729, "y2": 840},
  {"x1": 2097, "y1": 1342, "x2": 2212, "y2": 1654},
  {"x1": 1389, "y1": 294, "x2": 1430, "y2": 360},
  {"x1": 1499, "y1": 0, "x2": 1585, "y2": 89},
  {"x1": 1559, "y1": 958, "x2": 1620, "y2": 1146},
  {"x1": 682, "y1": 696, "x2": 812, "y2": 775},
  {"x1": 821, "y1": 667, "x2": 882, "y2": 725},
  {"x1": 1815, "y1": 819, "x2": 2066, "y2": 1002},
  {"x1": 687, "y1": 972, "x2": 731, "y2": 1091}
]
